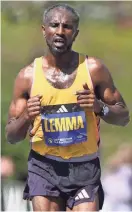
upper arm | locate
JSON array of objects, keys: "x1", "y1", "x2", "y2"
[
  {"x1": 7, "y1": 63, "x2": 33, "y2": 121},
  {"x1": 89, "y1": 58, "x2": 127, "y2": 106}
]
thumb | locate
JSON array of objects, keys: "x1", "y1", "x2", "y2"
[
  {"x1": 83, "y1": 83, "x2": 94, "y2": 93},
  {"x1": 37, "y1": 95, "x2": 42, "y2": 103},
  {"x1": 29, "y1": 118, "x2": 41, "y2": 137},
  {"x1": 37, "y1": 94, "x2": 43, "y2": 99},
  {"x1": 83, "y1": 83, "x2": 90, "y2": 90}
]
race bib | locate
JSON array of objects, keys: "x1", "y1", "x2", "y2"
[{"x1": 41, "y1": 104, "x2": 87, "y2": 146}]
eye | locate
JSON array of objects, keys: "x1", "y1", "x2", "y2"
[
  {"x1": 50, "y1": 23, "x2": 59, "y2": 28},
  {"x1": 63, "y1": 24, "x2": 73, "y2": 29}
]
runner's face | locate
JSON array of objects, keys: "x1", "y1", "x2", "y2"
[{"x1": 42, "y1": 8, "x2": 79, "y2": 55}]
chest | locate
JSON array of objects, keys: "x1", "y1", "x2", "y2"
[{"x1": 42, "y1": 67, "x2": 77, "y2": 89}]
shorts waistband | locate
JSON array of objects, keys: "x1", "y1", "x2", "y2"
[{"x1": 30, "y1": 149, "x2": 99, "y2": 163}]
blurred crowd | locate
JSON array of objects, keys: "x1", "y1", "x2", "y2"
[
  {"x1": 1, "y1": 143, "x2": 132, "y2": 211},
  {"x1": 102, "y1": 143, "x2": 132, "y2": 211},
  {"x1": 1, "y1": 156, "x2": 32, "y2": 211}
]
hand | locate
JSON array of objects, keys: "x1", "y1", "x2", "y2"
[
  {"x1": 26, "y1": 95, "x2": 42, "y2": 121},
  {"x1": 76, "y1": 83, "x2": 101, "y2": 113}
]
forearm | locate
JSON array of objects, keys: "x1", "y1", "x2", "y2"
[
  {"x1": 97, "y1": 102, "x2": 130, "y2": 126},
  {"x1": 5, "y1": 113, "x2": 31, "y2": 144}
]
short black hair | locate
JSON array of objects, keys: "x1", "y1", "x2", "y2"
[{"x1": 43, "y1": 3, "x2": 80, "y2": 27}]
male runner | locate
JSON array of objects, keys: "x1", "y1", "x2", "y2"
[{"x1": 6, "y1": 4, "x2": 130, "y2": 211}]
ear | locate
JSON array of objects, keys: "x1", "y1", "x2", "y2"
[
  {"x1": 73, "y1": 29, "x2": 79, "y2": 41},
  {"x1": 41, "y1": 25, "x2": 46, "y2": 37}
]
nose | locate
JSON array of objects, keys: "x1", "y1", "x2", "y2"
[{"x1": 56, "y1": 24, "x2": 64, "y2": 35}]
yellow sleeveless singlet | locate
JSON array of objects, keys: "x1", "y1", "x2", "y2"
[{"x1": 30, "y1": 54, "x2": 100, "y2": 162}]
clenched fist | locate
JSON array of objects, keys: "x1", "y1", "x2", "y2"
[
  {"x1": 76, "y1": 83, "x2": 101, "y2": 113},
  {"x1": 26, "y1": 95, "x2": 42, "y2": 121}
]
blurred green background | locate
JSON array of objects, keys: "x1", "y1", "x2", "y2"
[{"x1": 1, "y1": 1, "x2": 132, "y2": 179}]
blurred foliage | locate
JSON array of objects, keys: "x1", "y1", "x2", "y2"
[{"x1": 1, "y1": 1, "x2": 132, "y2": 179}]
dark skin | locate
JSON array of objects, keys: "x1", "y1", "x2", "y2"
[{"x1": 6, "y1": 7, "x2": 130, "y2": 212}]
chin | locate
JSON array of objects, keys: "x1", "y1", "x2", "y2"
[
  {"x1": 51, "y1": 48, "x2": 68, "y2": 56},
  {"x1": 48, "y1": 43, "x2": 72, "y2": 56}
]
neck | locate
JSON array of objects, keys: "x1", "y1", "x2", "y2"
[{"x1": 44, "y1": 48, "x2": 75, "y2": 69}]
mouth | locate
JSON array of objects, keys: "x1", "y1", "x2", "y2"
[{"x1": 54, "y1": 38, "x2": 65, "y2": 48}]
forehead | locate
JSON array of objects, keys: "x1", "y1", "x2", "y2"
[{"x1": 46, "y1": 8, "x2": 76, "y2": 23}]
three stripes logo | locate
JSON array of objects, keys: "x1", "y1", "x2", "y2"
[
  {"x1": 57, "y1": 105, "x2": 68, "y2": 113},
  {"x1": 75, "y1": 189, "x2": 90, "y2": 201}
]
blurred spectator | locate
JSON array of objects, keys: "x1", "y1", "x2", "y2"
[
  {"x1": 1, "y1": 156, "x2": 15, "y2": 178},
  {"x1": 1, "y1": 156, "x2": 32, "y2": 211},
  {"x1": 102, "y1": 144, "x2": 132, "y2": 211}
]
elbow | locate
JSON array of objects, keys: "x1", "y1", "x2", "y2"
[
  {"x1": 6, "y1": 134, "x2": 24, "y2": 144},
  {"x1": 5, "y1": 125, "x2": 15, "y2": 144},
  {"x1": 6, "y1": 132, "x2": 19, "y2": 144},
  {"x1": 5, "y1": 126, "x2": 24, "y2": 144},
  {"x1": 121, "y1": 117, "x2": 130, "y2": 127},
  {"x1": 119, "y1": 112, "x2": 130, "y2": 127},
  {"x1": 6, "y1": 136, "x2": 16, "y2": 145}
]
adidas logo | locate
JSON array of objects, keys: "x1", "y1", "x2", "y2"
[
  {"x1": 75, "y1": 189, "x2": 90, "y2": 201},
  {"x1": 57, "y1": 105, "x2": 68, "y2": 113}
]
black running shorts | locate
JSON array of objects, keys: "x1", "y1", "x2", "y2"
[{"x1": 23, "y1": 150, "x2": 104, "y2": 209}]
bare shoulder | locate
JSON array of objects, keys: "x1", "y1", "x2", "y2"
[
  {"x1": 14, "y1": 62, "x2": 34, "y2": 96},
  {"x1": 87, "y1": 56, "x2": 111, "y2": 86},
  {"x1": 87, "y1": 56, "x2": 103, "y2": 69},
  {"x1": 17, "y1": 62, "x2": 34, "y2": 83}
]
